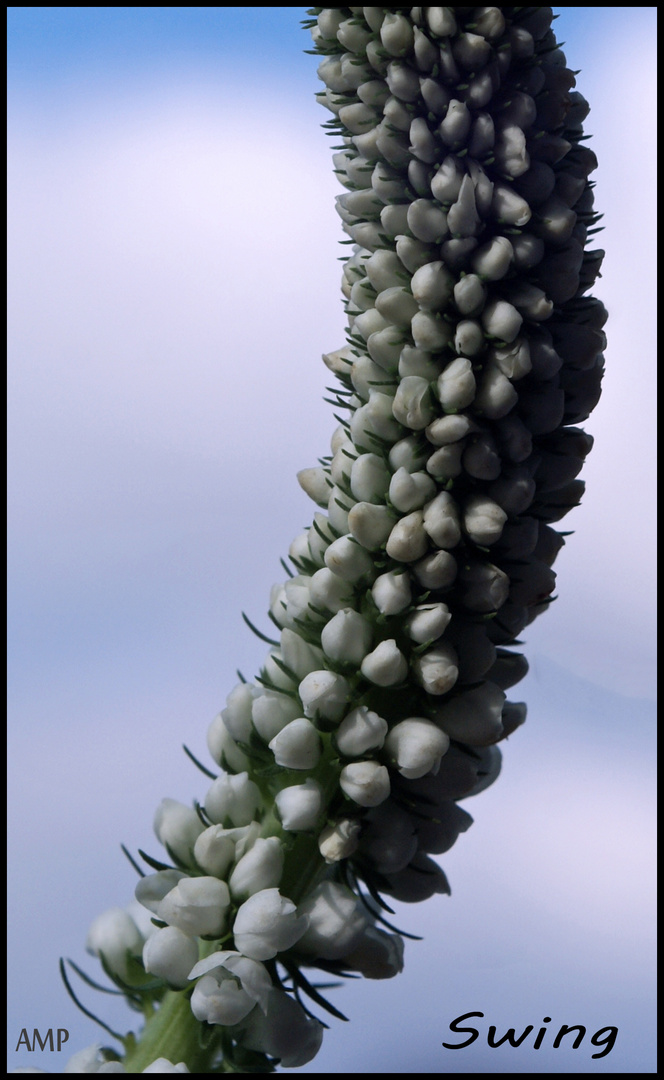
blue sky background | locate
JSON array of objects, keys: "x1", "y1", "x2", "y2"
[{"x1": 8, "y1": 7, "x2": 656, "y2": 1074}]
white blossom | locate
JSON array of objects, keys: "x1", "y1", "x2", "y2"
[
  {"x1": 142, "y1": 927, "x2": 199, "y2": 989},
  {"x1": 340, "y1": 761, "x2": 391, "y2": 807},
  {"x1": 275, "y1": 779, "x2": 322, "y2": 832},
  {"x1": 85, "y1": 908, "x2": 143, "y2": 982},
  {"x1": 318, "y1": 818, "x2": 362, "y2": 863},
  {"x1": 157, "y1": 876, "x2": 230, "y2": 939},
  {"x1": 269, "y1": 718, "x2": 322, "y2": 770},
  {"x1": 361, "y1": 640, "x2": 408, "y2": 686},
  {"x1": 334, "y1": 706, "x2": 388, "y2": 757},
  {"x1": 321, "y1": 608, "x2": 372, "y2": 665},
  {"x1": 384, "y1": 718, "x2": 450, "y2": 779},
  {"x1": 232, "y1": 889, "x2": 309, "y2": 961},
  {"x1": 298, "y1": 669, "x2": 349, "y2": 721}
]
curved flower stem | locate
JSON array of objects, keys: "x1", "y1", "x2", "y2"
[{"x1": 121, "y1": 988, "x2": 218, "y2": 1073}]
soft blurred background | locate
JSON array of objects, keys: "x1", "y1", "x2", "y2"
[{"x1": 7, "y1": 7, "x2": 656, "y2": 1073}]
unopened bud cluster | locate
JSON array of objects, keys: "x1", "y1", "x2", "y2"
[{"x1": 54, "y1": 8, "x2": 604, "y2": 1075}]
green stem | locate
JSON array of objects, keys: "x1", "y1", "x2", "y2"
[{"x1": 122, "y1": 986, "x2": 219, "y2": 1073}]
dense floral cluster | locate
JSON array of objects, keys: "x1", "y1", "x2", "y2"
[{"x1": 33, "y1": 8, "x2": 604, "y2": 1074}]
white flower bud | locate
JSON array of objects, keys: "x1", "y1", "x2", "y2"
[
  {"x1": 316, "y1": 55, "x2": 352, "y2": 93},
  {"x1": 229, "y1": 838, "x2": 284, "y2": 901},
  {"x1": 327, "y1": 483, "x2": 354, "y2": 534},
  {"x1": 471, "y1": 235, "x2": 514, "y2": 280},
  {"x1": 371, "y1": 569, "x2": 412, "y2": 615},
  {"x1": 447, "y1": 173, "x2": 481, "y2": 237},
  {"x1": 425, "y1": 412, "x2": 473, "y2": 445},
  {"x1": 375, "y1": 286, "x2": 419, "y2": 328},
  {"x1": 380, "y1": 11, "x2": 414, "y2": 55},
  {"x1": 463, "y1": 494, "x2": 508, "y2": 545},
  {"x1": 324, "y1": 534, "x2": 374, "y2": 582},
  {"x1": 309, "y1": 567, "x2": 356, "y2": 613},
  {"x1": 481, "y1": 298, "x2": 524, "y2": 344},
  {"x1": 190, "y1": 968, "x2": 257, "y2": 1026},
  {"x1": 338, "y1": 102, "x2": 378, "y2": 135},
  {"x1": 453, "y1": 273, "x2": 486, "y2": 316},
  {"x1": 351, "y1": 353, "x2": 392, "y2": 399},
  {"x1": 298, "y1": 669, "x2": 350, "y2": 721},
  {"x1": 405, "y1": 602, "x2": 451, "y2": 643},
  {"x1": 492, "y1": 183, "x2": 532, "y2": 226},
  {"x1": 251, "y1": 691, "x2": 301, "y2": 743},
  {"x1": 135, "y1": 870, "x2": 187, "y2": 917},
  {"x1": 364, "y1": 249, "x2": 405, "y2": 292},
  {"x1": 239, "y1": 986, "x2": 324, "y2": 1068},
  {"x1": 204, "y1": 772, "x2": 262, "y2": 828},
  {"x1": 340, "y1": 761, "x2": 390, "y2": 807},
  {"x1": 432, "y1": 682, "x2": 506, "y2": 745},
  {"x1": 57, "y1": 1043, "x2": 125, "y2": 1072},
  {"x1": 142, "y1": 1060, "x2": 189, "y2": 1074},
  {"x1": 296, "y1": 467, "x2": 330, "y2": 507},
  {"x1": 321, "y1": 608, "x2": 373, "y2": 665},
  {"x1": 207, "y1": 712, "x2": 250, "y2": 773},
  {"x1": 490, "y1": 337, "x2": 532, "y2": 381},
  {"x1": 283, "y1": 574, "x2": 316, "y2": 622},
  {"x1": 337, "y1": 17, "x2": 373, "y2": 54},
  {"x1": 347, "y1": 501, "x2": 397, "y2": 549},
  {"x1": 318, "y1": 818, "x2": 362, "y2": 863},
  {"x1": 412, "y1": 643, "x2": 459, "y2": 695},
  {"x1": 406, "y1": 198, "x2": 449, "y2": 243},
  {"x1": 280, "y1": 629, "x2": 324, "y2": 680},
  {"x1": 190, "y1": 951, "x2": 272, "y2": 1020},
  {"x1": 194, "y1": 824, "x2": 249, "y2": 879},
  {"x1": 330, "y1": 440, "x2": 355, "y2": 483},
  {"x1": 475, "y1": 364, "x2": 519, "y2": 418},
  {"x1": 459, "y1": 561, "x2": 510, "y2": 612},
  {"x1": 350, "y1": 453, "x2": 391, "y2": 503},
  {"x1": 385, "y1": 718, "x2": 450, "y2": 779},
  {"x1": 153, "y1": 799, "x2": 205, "y2": 866},
  {"x1": 158, "y1": 877, "x2": 230, "y2": 938},
  {"x1": 361, "y1": 639, "x2": 408, "y2": 686},
  {"x1": 454, "y1": 318, "x2": 485, "y2": 356},
  {"x1": 426, "y1": 443, "x2": 464, "y2": 480},
  {"x1": 269, "y1": 718, "x2": 321, "y2": 770},
  {"x1": 411, "y1": 309, "x2": 453, "y2": 352},
  {"x1": 85, "y1": 908, "x2": 143, "y2": 982},
  {"x1": 413, "y1": 549, "x2": 457, "y2": 590},
  {"x1": 335, "y1": 705, "x2": 388, "y2": 757},
  {"x1": 297, "y1": 882, "x2": 370, "y2": 960},
  {"x1": 438, "y1": 98, "x2": 471, "y2": 146},
  {"x1": 388, "y1": 433, "x2": 429, "y2": 472},
  {"x1": 263, "y1": 648, "x2": 297, "y2": 690},
  {"x1": 423, "y1": 491, "x2": 462, "y2": 549},
  {"x1": 142, "y1": 927, "x2": 199, "y2": 989},
  {"x1": 392, "y1": 375, "x2": 436, "y2": 429},
  {"x1": 344, "y1": 925, "x2": 405, "y2": 980},
  {"x1": 275, "y1": 779, "x2": 323, "y2": 832},
  {"x1": 395, "y1": 236, "x2": 436, "y2": 276},
  {"x1": 232, "y1": 889, "x2": 309, "y2": 961},
  {"x1": 221, "y1": 683, "x2": 260, "y2": 743},
  {"x1": 398, "y1": 344, "x2": 440, "y2": 381},
  {"x1": 411, "y1": 260, "x2": 455, "y2": 310},
  {"x1": 366, "y1": 327, "x2": 405, "y2": 372},
  {"x1": 437, "y1": 357, "x2": 476, "y2": 412},
  {"x1": 386, "y1": 510, "x2": 428, "y2": 562}
]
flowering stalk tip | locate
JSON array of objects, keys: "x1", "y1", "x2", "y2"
[{"x1": 41, "y1": 7, "x2": 605, "y2": 1074}]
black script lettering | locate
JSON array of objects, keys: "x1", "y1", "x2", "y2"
[
  {"x1": 552, "y1": 1024, "x2": 586, "y2": 1050},
  {"x1": 487, "y1": 1024, "x2": 533, "y2": 1048},
  {"x1": 590, "y1": 1026, "x2": 618, "y2": 1059},
  {"x1": 443, "y1": 1012, "x2": 483, "y2": 1049},
  {"x1": 533, "y1": 1017, "x2": 552, "y2": 1049}
]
